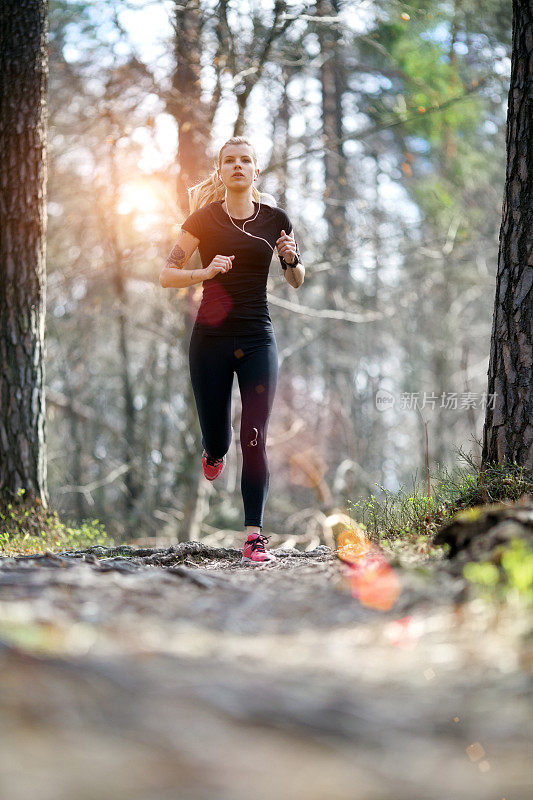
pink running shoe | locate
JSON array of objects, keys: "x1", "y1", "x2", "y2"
[
  {"x1": 241, "y1": 533, "x2": 276, "y2": 564},
  {"x1": 201, "y1": 450, "x2": 226, "y2": 481}
]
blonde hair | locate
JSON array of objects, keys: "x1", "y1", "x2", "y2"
[{"x1": 188, "y1": 136, "x2": 263, "y2": 213}]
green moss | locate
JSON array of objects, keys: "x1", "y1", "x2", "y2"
[
  {"x1": 452, "y1": 507, "x2": 486, "y2": 523},
  {"x1": 463, "y1": 561, "x2": 500, "y2": 586},
  {"x1": 463, "y1": 539, "x2": 533, "y2": 605}
]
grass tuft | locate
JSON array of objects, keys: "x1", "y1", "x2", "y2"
[
  {"x1": 0, "y1": 488, "x2": 114, "y2": 556},
  {"x1": 345, "y1": 446, "x2": 532, "y2": 556}
]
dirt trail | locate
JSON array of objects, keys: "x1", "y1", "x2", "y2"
[{"x1": 0, "y1": 543, "x2": 531, "y2": 799}]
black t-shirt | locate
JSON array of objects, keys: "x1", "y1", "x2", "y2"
[{"x1": 180, "y1": 199, "x2": 293, "y2": 336}]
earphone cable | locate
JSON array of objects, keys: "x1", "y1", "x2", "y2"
[{"x1": 223, "y1": 187, "x2": 287, "y2": 278}]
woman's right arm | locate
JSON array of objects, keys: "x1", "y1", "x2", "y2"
[
  {"x1": 160, "y1": 229, "x2": 234, "y2": 288},
  {"x1": 159, "y1": 229, "x2": 205, "y2": 288}
]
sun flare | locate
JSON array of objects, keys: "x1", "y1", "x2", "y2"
[
  {"x1": 116, "y1": 180, "x2": 167, "y2": 232},
  {"x1": 118, "y1": 181, "x2": 161, "y2": 216}
]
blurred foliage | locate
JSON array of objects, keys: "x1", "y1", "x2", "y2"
[
  {"x1": 464, "y1": 539, "x2": 533, "y2": 605},
  {"x1": 0, "y1": 489, "x2": 113, "y2": 556},
  {"x1": 358, "y1": 0, "x2": 511, "y2": 230}
]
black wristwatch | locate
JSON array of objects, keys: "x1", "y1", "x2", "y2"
[{"x1": 280, "y1": 241, "x2": 301, "y2": 270}]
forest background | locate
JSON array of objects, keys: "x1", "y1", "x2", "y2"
[{"x1": 44, "y1": 0, "x2": 513, "y2": 542}]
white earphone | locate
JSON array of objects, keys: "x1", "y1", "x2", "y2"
[{"x1": 219, "y1": 175, "x2": 276, "y2": 254}]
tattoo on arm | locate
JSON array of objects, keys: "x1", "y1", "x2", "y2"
[{"x1": 166, "y1": 243, "x2": 187, "y2": 269}]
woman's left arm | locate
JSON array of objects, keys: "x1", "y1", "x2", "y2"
[{"x1": 276, "y1": 229, "x2": 305, "y2": 288}]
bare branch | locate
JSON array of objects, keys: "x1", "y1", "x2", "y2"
[{"x1": 267, "y1": 292, "x2": 396, "y2": 323}]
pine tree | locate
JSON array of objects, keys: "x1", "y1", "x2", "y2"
[
  {"x1": 482, "y1": 0, "x2": 533, "y2": 475},
  {"x1": 0, "y1": 0, "x2": 49, "y2": 506}
]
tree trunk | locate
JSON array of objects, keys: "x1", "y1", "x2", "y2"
[
  {"x1": 0, "y1": 0, "x2": 49, "y2": 507},
  {"x1": 482, "y1": 0, "x2": 533, "y2": 475},
  {"x1": 168, "y1": 2, "x2": 214, "y2": 540},
  {"x1": 106, "y1": 128, "x2": 141, "y2": 536},
  {"x1": 169, "y1": 0, "x2": 210, "y2": 210},
  {"x1": 316, "y1": 0, "x2": 351, "y2": 473}
]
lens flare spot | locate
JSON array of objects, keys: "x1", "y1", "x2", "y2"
[
  {"x1": 234, "y1": 348, "x2": 244, "y2": 359},
  {"x1": 466, "y1": 742, "x2": 485, "y2": 762},
  {"x1": 196, "y1": 284, "x2": 233, "y2": 326},
  {"x1": 384, "y1": 615, "x2": 420, "y2": 649},
  {"x1": 337, "y1": 527, "x2": 400, "y2": 611},
  {"x1": 255, "y1": 384, "x2": 265, "y2": 394},
  {"x1": 337, "y1": 527, "x2": 372, "y2": 562},
  {"x1": 351, "y1": 561, "x2": 400, "y2": 611}
]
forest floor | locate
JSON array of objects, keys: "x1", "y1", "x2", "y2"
[{"x1": 0, "y1": 540, "x2": 532, "y2": 800}]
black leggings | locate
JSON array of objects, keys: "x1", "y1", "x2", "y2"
[{"x1": 188, "y1": 327, "x2": 278, "y2": 530}]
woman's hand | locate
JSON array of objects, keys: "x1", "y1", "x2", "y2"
[
  {"x1": 204, "y1": 254, "x2": 235, "y2": 279},
  {"x1": 276, "y1": 229, "x2": 297, "y2": 264}
]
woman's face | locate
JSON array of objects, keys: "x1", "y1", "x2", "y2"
[{"x1": 218, "y1": 145, "x2": 258, "y2": 191}]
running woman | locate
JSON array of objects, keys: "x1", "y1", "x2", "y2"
[{"x1": 159, "y1": 137, "x2": 304, "y2": 563}]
